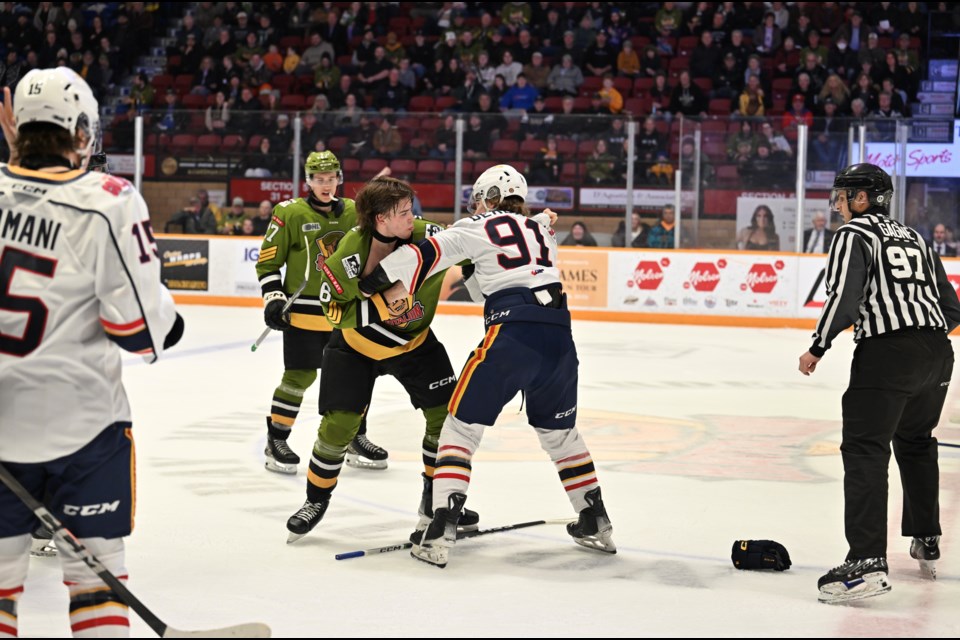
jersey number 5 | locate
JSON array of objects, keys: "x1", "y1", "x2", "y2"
[
  {"x1": 484, "y1": 217, "x2": 553, "y2": 270},
  {"x1": 0, "y1": 247, "x2": 57, "y2": 357}
]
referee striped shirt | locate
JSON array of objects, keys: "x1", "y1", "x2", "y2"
[{"x1": 810, "y1": 207, "x2": 960, "y2": 357}]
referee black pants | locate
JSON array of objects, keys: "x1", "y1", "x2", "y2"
[{"x1": 841, "y1": 329, "x2": 954, "y2": 559}]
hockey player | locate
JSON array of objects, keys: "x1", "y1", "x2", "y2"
[
  {"x1": 800, "y1": 163, "x2": 960, "y2": 603},
  {"x1": 285, "y1": 176, "x2": 479, "y2": 542},
  {"x1": 256, "y1": 150, "x2": 390, "y2": 473},
  {"x1": 0, "y1": 68, "x2": 183, "y2": 636},
  {"x1": 359, "y1": 165, "x2": 615, "y2": 568}
]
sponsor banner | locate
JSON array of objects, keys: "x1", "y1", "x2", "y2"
[
  {"x1": 158, "y1": 156, "x2": 232, "y2": 179},
  {"x1": 230, "y1": 179, "x2": 459, "y2": 211},
  {"x1": 158, "y1": 238, "x2": 210, "y2": 291},
  {"x1": 102, "y1": 154, "x2": 155, "y2": 178},
  {"x1": 736, "y1": 195, "x2": 831, "y2": 253},
  {"x1": 232, "y1": 239, "x2": 264, "y2": 296},
  {"x1": 557, "y1": 249, "x2": 608, "y2": 308},
  {"x1": 579, "y1": 187, "x2": 685, "y2": 211},
  {"x1": 608, "y1": 251, "x2": 797, "y2": 316},
  {"x1": 862, "y1": 122, "x2": 960, "y2": 178}
]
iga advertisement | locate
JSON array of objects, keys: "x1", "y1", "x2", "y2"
[{"x1": 608, "y1": 251, "x2": 797, "y2": 316}]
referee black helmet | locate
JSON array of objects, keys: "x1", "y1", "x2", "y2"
[{"x1": 830, "y1": 163, "x2": 894, "y2": 213}]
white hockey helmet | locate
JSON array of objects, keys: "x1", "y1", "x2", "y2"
[
  {"x1": 14, "y1": 67, "x2": 100, "y2": 163},
  {"x1": 470, "y1": 164, "x2": 528, "y2": 212}
]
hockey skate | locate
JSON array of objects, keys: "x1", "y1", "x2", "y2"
[
  {"x1": 410, "y1": 473, "x2": 480, "y2": 544},
  {"x1": 910, "y1": 536, "x2": 940, "y2": 580},
  {"x1": 286, "y1": 497, "x2": 331, "y2": 543},
  {"x1": 345, "y1": 433, "x2": 389, "y2": 470},
  {"x1": 30, "y1": 527, "x2": 56, "y2": 558},
  {"x1": 264, "y1": 417, "x2": 300, "y2": 475},
  {"x1": 411, "y1": 493, "x2": 467, "y2": 568},
  {"x1": 567, "y1": 487, "x2": 616, "y2": 554},
  {"x1": 817, "y1": 557, "x2": 891, "y2": 603}
]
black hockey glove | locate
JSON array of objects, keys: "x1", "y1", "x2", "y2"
[
  {"x1": 731, "y1": 539, "x2": 791, "y2": 571},
  {"x1": 263, "y1": 291, "x2": 291, "y2": 331},
  {"x1": 461, "y1": 263, "x2": 476, "y2": 281}
]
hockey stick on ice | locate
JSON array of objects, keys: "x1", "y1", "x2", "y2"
[
  {"x1": 939, "y1": 442, "x2": 960, "y2": 449},
  {"x1": 251, "y1": 234, "x2": 310, "y2": 352},
  {"x1": 334, "y1": 518, "x2": 576, "y2": 560},
  {"x1": 0, "y1": 462, "x2": 270, "y2": 638}
]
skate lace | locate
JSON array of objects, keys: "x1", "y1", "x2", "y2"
[
  {"x1": 273, "y1": 439, "x2": 296, "y2": 457},
  {"x1": 295, "y1": 501, "x2": 324, "y2": 521},
  {"x1": 354, "y1": 434, "x2": 386, "y2": 456}
]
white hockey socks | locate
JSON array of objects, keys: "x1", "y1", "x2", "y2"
[
  {"x1": 432, "y1": 415, "x2": 485, "y2": 512},
  {"x1": 536, "y1": 427, "x2": 599, "y2": 512},
  {"x1": 62, "y1": 537, "x2": 129, "y2": 638},
  {"x1": 0, "y1": 535, "x2": 30, "y2": 638}
]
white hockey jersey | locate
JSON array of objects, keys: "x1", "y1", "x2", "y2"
[
  {"x1": 0, "y1": 165, "x2": 179, "y2": 463},
  {"x1": 380, "y1": 210, "x2": 561, "y2": 297}
]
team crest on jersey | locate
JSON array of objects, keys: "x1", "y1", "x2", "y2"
[
  {"x1": 383, "y1": 300, "x2": 425, "y2": 328},
  {"x1": 425, "y1": 224, "x2": 442, "y2": 237},
  {"x1": 314, "y1": 230, "x2": 347, "y2": 270},
  {"x1": 341, "y1": 253, "x2": 361, "y2": 279}
]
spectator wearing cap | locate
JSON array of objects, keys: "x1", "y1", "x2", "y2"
[
  {"x1": 167, "y1": 196, "x2": 218, "y2": 235},
  {"x1": 500, "y1": 2, "x2": 531, "y2": 34},
  {"x1": 796, "y1": 50, "x2": 827, "y2": 94},
  {"x1": 519, "y1": 94, "x2": 554, "y2": 140},
  {"x1": 221, "y1": 197, "x2": 247, "y2": 234},
  {"x1": 125, "y1": 71, "x2": 154, "y2": 112},
  {"x1": 782, "y1": 93, "x2": 814, "y2": 141},
  {"x1": 557, "y1": 30, "x2": 582, "y2": 67},
  {"x1": 835, "y1": 11, "x2": 872, "y2": 53},
  {"x1": 858, "y1": 32, "x2": 887, "y2": 70},
  {"x1": 232, "y1": 11, "x2": 251, "y2": 43},
  {"x1": 435, "y1": 31, "x2": 459, "y2": 65},
  {"x1": 713, "y1": 52, "x2": 745, "y2": 100},
  {"x1": 655, "y1": 1, "x2": 683, "y2": 36},
  {"x1": 457, "y1": 30, "x2": 483, "y2": 64},
  {"x1": 372, "y1": 117, "x2": 403, "y2": 158},
  {"x1": 546, "y1": 53, "x2": 584, "y2": 97},
  {"x1": 754, "y1": 12, "x2": 783, "y2": 55},
  {"x1": 523, "y1": 51, "x2": 551, "y2": 91},
  {"x1": 268, "y1": 114, "x2": 293, "y2": 154},
  {"x1": 408, "y1": 30, "x2": 434, "y2": 77},
  {"x1": 800, "y1": 30, "x2": 829, "y2": 68},
  {"x1": 617, "y1": 40, "x2": 641, "y2": 78},
  {"x1": 893, "y1": 33, "x2": 920, "y2": 70},
  {"x1": 826, "y1": 34, "x2": 858, "y2": 82},
  {"x1": 584, "y1": 30, "x2": 616, "y2": 77}
]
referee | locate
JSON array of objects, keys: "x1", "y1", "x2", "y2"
[{"x1": 798, "y1": 163, "x2": 960, "y2": 604}]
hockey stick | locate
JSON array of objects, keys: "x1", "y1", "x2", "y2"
[
  {"x1": 0, "y1": 462, "x2": 270, "y2": 638},
  {"x1": 251, "y1": 234, "x2": 310, "y2": 352},
  {"x1": 334, "y1": 518, "x2": 575, "y2": 560},
  {"x1": 939, "y1": 442, "x2": 960, "y2": 449}
]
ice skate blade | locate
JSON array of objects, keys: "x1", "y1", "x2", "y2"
[
  {"x1": 344, "y1": 453, "x2": 388, "y2": 470},
  {"x1": 818, "y1": 574, "x2": 891, "y2": 604},
  {"x1": 265, "y1": 459, "x2": 298, "y2": 474},
  {"x1": 918, "y1": 559, "x2": 937, "y2": 580},
  {"x1": 572, "y1": 528, "x2": 617, "y2": 554},
  {"x1": 286, "y1": 531, "x2": 307, "y2": 544}
]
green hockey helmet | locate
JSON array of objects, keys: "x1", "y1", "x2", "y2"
[{"x1": 305, "y1": 150, "x2": 343, "y2": 184}]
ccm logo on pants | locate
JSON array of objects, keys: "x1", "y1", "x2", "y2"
[
  {"x1": 429, "y1": 376, "x2": 457, "y2": 390},
  {"x1": 555, "y1": 406, "x2": 577, "y2": 419},
  {"x1": 63, "y1": 501, "x2": 121, "y2": 516}
]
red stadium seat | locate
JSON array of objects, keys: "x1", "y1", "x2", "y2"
[
  {"x1": 708, "y1": 98, "x2": 732, "y2": 115},
  {"x1": 408, "y1": 96, "x2": 435, "y2": 112},
  {"x1": 195, "y1": 134, "x2": 221, "y2": 154},
  {"x1": 360, "y1": 158, "x2": 388, "y2": 179},
  {"x1": 168, "y1": 134, "x2": 197, "y2": 155},
  {"x1": 222, "y1": 134, "x2": 244, "y2": 151},
  {"x1": 490, "y1": 139, "x2": 518, "y2": 158},
  {"x1": 416, "y1": 159, "x2": 444, "y2": 182},
  {"x1": 519, "y1": 139, "x2": 544, "y2": 161},
  {"x1": 389, "y1": 159, "x2": 417, "y2": 179}
]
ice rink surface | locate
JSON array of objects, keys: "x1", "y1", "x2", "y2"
[{"x1": 16, "y1": 305, "x2": 960, "y2": 637}]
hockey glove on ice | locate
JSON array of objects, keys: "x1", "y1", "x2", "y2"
[
  {"x1": 731, "y1": 539, "x2": 791, "y2": 571},
  {"x1": 263, "y1": 291, "x2": 291, "y2": 331}
]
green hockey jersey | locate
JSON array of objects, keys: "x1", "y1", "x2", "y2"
[
  {"x1": 319, "y1": 218, "x2": 446, "y2": 360},
  {"x1": 256, "y1": 196, "x2": 357, "y2": 331}
]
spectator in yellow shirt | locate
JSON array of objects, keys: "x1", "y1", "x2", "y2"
[
  {"x1": 617, "y1": 40, "x2": 641, "y2": 78},
  {"x1": 598, "y1": 74, "x2": 624, "y2": 114}
]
